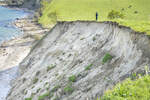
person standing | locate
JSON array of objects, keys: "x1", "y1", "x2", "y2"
[{"x1": 96, "y1": 12, "x2": 98, "y2": 21}]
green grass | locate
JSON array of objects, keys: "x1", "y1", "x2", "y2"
[
  {"x1": 47, "y1": 64, "x2": 56, "y2": 72},
  {"x1": 25, "y1": 98, "x2": 32, "y2": 100},
  {"x1": 69, "y1": 75, "x2": 76, "y2": 82},
  {"x1": 64, "y1": 83, "x2": 74, "y2": 94},
  {"x1": 102, "y1": 53, "x2": 113, "y2": 64},
  {"x1": 99, "y1": 75, "x2": 150, "y2": 100},
  {"x1": 51, "y1": 85, "x2": 61, "y2": 92},
  {"x1": 38, "y1": 92, "x2": 52, "y2": 100},
  {"x1": 85, "y1": 64, "x2": 93, "y2": 70},
  {"x1": 39, "y1": 0, "x2": 150, "y2": 35}
]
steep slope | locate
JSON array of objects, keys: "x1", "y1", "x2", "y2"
[{"x1": 7, "y1": 21, "x2": 150, "y2": 100}]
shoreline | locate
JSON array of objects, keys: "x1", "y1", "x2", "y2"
[
  {"x1": 0, "y1": 5, "x2": 49, "y2": 100},
  {"x1": 0, "y1": 6, "x2": 49, "y2": 71}
]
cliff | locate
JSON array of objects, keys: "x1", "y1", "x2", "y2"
[{"x1": 7, "y1": 21, "x2": 150, "y2": 100}]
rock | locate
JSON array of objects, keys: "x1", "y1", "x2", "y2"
[{"x1": 5, "y1": 0, "x2": 42, "y2": 9}]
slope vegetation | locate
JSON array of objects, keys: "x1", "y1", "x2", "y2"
[
  {"x1": 7, "y1": 22, "x2": 150, "y2": 100},
  {"x1": 39, "y1": 0, "x2": 150, "y2": 35}
]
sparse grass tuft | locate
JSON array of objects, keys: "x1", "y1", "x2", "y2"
[
  {"x1": 38, "y1": 92, "x2": 52, "y2": 100},
  {"x1": 64, "y1": 84, "x2": 74, "y2": 94},
  {"x1": 47, "y1": 64, "x2": 56, "y2": 72},
  {"x1": 93, "y1": 37, "x2": 96, "y2": 41},
  {"x1": 25, "y1": 98, "x2": 32, "y2": 100},
  {"x1": 51, "y1": 85, "x2": 61, "y2": 92},
  {"x1": 85, "y1": 64, "x2": 93, "y2": 70},
  {"x1": 69, "y1": 75, "x2": 76, "y2": 82},
  {"x1": 102, "y1": 53, "x2": 113, "y2": 64},
  {"x1": 33, "y1": 78, "x2": 39, "y2": 84}
]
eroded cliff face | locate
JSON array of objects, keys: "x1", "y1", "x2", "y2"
[
  {"x1": 7, "y1": 21, "x2": 150, "y2": 100},
  {"x1": 5, "y1": 0, "x2": 41, "y2": 9}
]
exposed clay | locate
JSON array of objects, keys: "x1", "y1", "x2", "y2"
[{"x1": 6, "y1": 21, "x2": 150, "y2": 100}]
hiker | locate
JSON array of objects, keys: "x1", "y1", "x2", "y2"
[{"x1": 96, "y1": 12, "x2": 98, "y2": 21}]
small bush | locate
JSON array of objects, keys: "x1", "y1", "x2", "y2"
[
  {"x1": 25, "y1": 98, "x2": 32, "y2": 100},
  {"x1": 69, "y1": 75, "x2": 76, "y2": 82},
  {"x1": 33, "y1": 78, "x2": 39, "y2": 84},
  {"x1": 102, "y1": 53, "x2": 113, "y2": 64},
  {"x1": 85, "y1": 64, "x2": 93, "y2": 70},
  {"x1": 107, "y1": 10, "x2": 125, "y2": 19}
]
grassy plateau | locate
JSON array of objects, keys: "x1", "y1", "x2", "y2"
[{"x1": 39, "y1": 0, "x2": 150, "y2": 35}]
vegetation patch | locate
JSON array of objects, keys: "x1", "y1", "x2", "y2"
[
  {"x1": 64, "y1": 83, "x2": 74, "y2": 94},
  {"x1": 93, "y1": 37, "x2": 96, "y2": 41},
  {"x1": 38, "y1": 91, "x2": 53, "y2": 100},
  {"x1": 107, "y1": 10, "x2": 125, "y2": 19},
  {"x1": 100, "y1": 75, "x2": 150, "y2": 100},
  {"x1": 47, "y1": 64, "x2": 56, "y2": 72},
  {"x1": 25, "y1": 98, "x2": 32, "y2": 100},
  {"x1": 85, "y1": 64, "x2": 93, "y2": 70},
  {"x1": 51, "y1": 85, "x2": 61, "y2": 92},
  {"x1": 102, "y1": 53, "x2": 113, "y2": 64},
  {"x1": 69, "y1": 75, "x2": 77, "y2": 82}
]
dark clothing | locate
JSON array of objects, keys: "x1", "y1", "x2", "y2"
[{"x1": 96, "y1": 12, "x2": 98, "y2": 21}]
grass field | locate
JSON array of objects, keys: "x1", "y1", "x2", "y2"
[{"x1": 39, "y1": 0, "x2": 150, "y2": 35}]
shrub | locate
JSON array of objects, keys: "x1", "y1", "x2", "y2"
[
  {"x1": 107, "y1": 10, "x2": 125, "y2": 19},
  {"x1": 102, "y1": 53, "x2": 113, "y2": 64},
  {"x1": 85, "y1": 64, "x2": 93, "y2": 70},
  {"x1": 25, "y1": 98, "x2": 32, "y2": 100},
  {"x1": 100, "y1": 75, "x2": 150, "y2": 100},
  {"x1": 69, "y1": 75, "x2": 76, "y2": 82}
]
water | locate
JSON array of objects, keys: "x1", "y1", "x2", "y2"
[
  {"x1": 0, "y1": 67, "x2": 18, "y2": 100},
  {"x1": 0, "y1": 6, "x2": 29, "y2": 100},
  {"x1": 0, "y1": 6, "x2": 29, "y2": 43}
]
